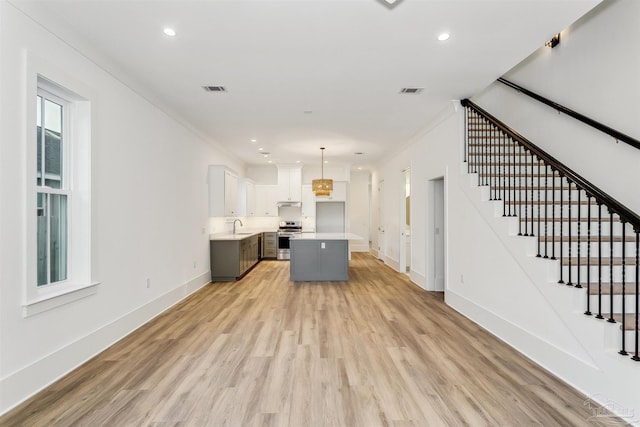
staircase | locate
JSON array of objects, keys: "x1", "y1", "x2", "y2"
[{"x1": 461, "y1": 99, "x2": 640, "y2": 362}]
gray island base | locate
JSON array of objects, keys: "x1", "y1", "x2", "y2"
[{"x1": 289, "y1": 233, "x2": 361, "y2": 281}]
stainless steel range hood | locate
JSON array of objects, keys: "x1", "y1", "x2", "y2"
[{"x1": 277, "y1": 201, "x2": 301, "y2": 208}]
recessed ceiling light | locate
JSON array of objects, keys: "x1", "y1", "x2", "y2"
[
  {"x1": 296, "y1": 160, "x2": 301, "y2": 163},
  {"x1": 251, "y1": 139, "x2": 257, "y2": 143},
  {"x1": 358, "y1": 167, "x2": 363, "y2": 170},
  {"x1": 324, "y1": 160, "x2": 329, "y2": 164},
  {"x1": 163, "y1": 28, "x2": 176, "y2": 37},
  {"x1": 438, "y1": 33, "x2": 450, "y2": 41},
  {"x1": 267, "y1": 160, "x2": 273, "y2": 164},
  {"x1": 258, "y1": 147, "x2": 263, "y2": 151},
  {"x1": 354, "y1": 152, "x2": 364, "y2": 155}
]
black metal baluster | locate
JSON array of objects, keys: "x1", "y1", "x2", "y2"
[
  {"x1": 620, "y1": 222, "x2": 628, "y2": 355},
  {"x1": 517, "y1": 144, "x2": 522, "y2": 235},
  {"x1": 483, "y1": 119, "x2": 487, "y2": 186},
  {"x1": 530, "y1": 153, "x2": 535, "y2": 237},
  {"x1": 596, "y1": 204, "x2": 604, "y2": 319},
  {"x1": 464, "y1": 107, "x2": 468, "y2": 165},
  {"x1": 500, "y1": 132, "x2": 508, "y2": 216},
  {"x1": 551, "y1": 170, "x2": 556, "y2": 260},
  {"x1": 537, "y1": 158, "x2": 541, "y2": 257},
  {"x1": 524, "y1": 149, "x2": 529, "y2": 236},
  {"x1": 575, "y1": 190, "x2": 582, "y2": 288},
  {"x1": 467, "y1": 111, "x2": 472, "y2": 173},
  {"x1": 476, "y1": 117, "x2": 481, "y2": 184},
  {"x1": 510, "y1": 139, "x2": 515, "y2": 217},
  {"x1": 559, "y1": 176, "x2": 564, "y2": 284},
  {"x1": 489, "y1": 127, "x2": 494, "y2": 199},
  {"x1": 492, "y1": 127, "x2": 497, "y2": 199},
  {"x1": 544, "y1": 165, "x2": 549, "y2": 258},
  {"x1": 489, "y1": 127, "x2": 500, "y2": 200},
  {"x1": 567, "y1": 180, "x2": 573, "y2": 286},
  {"x1": 608, "y1": 211, "x2": 615, "y2": 323},
  {"x1": 585, "y1": 195, "x2": 592, "y2": 315},
  {"x1": 633, "y1": 231, "x2": 639, "y2": 361}
]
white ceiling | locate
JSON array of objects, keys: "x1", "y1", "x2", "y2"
[{"x1": 11, "y1": 0, "x2": 600, "y2": 169}]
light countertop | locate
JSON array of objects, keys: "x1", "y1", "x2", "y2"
[
  {"x1": 209, "y1": 229, "x2": 277, "y2": 240},
  {"x1": 291, "y1": 233, "x2": 363, "y2": 241}
]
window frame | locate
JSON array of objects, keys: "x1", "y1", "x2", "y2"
[
  {"x1": 36, "y1": 87, "x2": 71, "y2": 287},
  {"x1": 23, "y1": 69, "x2": 97, "y2": 317}
]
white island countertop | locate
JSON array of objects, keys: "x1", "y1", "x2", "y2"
[{"x1": 292, "y1": 233, "x2": 363, "y2": 240}]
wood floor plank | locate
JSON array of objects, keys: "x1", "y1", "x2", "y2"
[{"x1": 0, "y1": 254, "x2": 628, "y2": 426}]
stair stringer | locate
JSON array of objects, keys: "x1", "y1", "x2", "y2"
[{"x1": 445, "y1": 162, "x2": 640, "y2": 425}]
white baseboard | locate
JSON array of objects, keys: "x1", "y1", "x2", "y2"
[
  {"x1": 409, "y1": 270, "x2": 426, "y2": 289},
  {"x1": 0, "y1": 271, "x2": 211, "y2": 415},
  {"x1": 350, "y1": 243, "x2": 370, "y2": 252},
  {"x1": 383, "y1": 256, "x2": 400, "y2": 271}
]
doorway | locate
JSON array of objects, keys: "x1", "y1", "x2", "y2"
[
  {"x1": 427, "y1": 177, "x2": 445, "y2": 291},
  {"x1": 377, "y1": 180, "x2": 385, "y2": 260},
  {"x1": 399, "y1": 168, "x2": 411, "y2": 274}
]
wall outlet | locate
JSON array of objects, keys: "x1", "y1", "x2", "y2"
[
  {"x1": 193, "y1": 261, "x2": 197, "y2": 269},
  {"x1": 146, "y1": 278, "x2": 151, "y2": 288},
  {"x1": 460, "y1": 274, "x2": 464, "y2": 284},
  {"x1": 321, "y1": 242, "x2": 326, "y2": 249}
]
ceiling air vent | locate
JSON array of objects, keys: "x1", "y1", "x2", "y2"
[
  {"x1": 400, "y1": 87, "x2": 423, "y2": 94},
  {"x1": 203, "y1": 86, "x2": 226, "y2": 92}
]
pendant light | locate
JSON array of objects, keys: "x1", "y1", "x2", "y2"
[{"x1": 312, "y1": 147, "x2": 333, "y2": 197}]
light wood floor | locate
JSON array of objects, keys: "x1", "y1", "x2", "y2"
[{"x1": 1, "y1": 253, "x2": 625, "y2": 426}]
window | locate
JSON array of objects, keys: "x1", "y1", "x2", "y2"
[
  {"x1": 24, "y1": 73, "x2": 94, "y2": 316},
  {"x1": 36, "y1": 89, "x2": 69, "y2": 286}
]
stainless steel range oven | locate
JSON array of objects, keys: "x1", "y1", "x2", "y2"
[{"x1": 277, "y1": 220, "x2": 302, "y2": 260}]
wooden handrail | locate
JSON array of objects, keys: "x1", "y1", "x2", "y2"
[{"x1": 497, "y1": 77, "x2": 640, "y2": 151}]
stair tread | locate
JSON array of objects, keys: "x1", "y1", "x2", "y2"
[
  {"x1": 539, "y1": 235, "x2": 637, "y2": 242},
  {"x1": 507, "y1": 200, "x2": 597, "y2": 205},
  {"x1": 469, "y1": 162, "x2": 544, "y2": 166},
  {"x1": 599, "y1": 313, "x2": 639, "y2": 331},
  {"x1": 561, "y1": 257, "x2": 637, "y2": 266},
  {"x1": 586, "y1": 283, "x2": 639, "y2": 295},
  {"x1": 493, "y1": 186, "x2": 580, "y2": 190},
  {"x1": 523, "y1": 217, "x2": 619, "y2": 222}
]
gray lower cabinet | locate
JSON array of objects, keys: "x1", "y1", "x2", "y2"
[
  {"x1": 210, "y1": 234, "x2": 260, "y2": 281},
  {"x1": 262, "y1": 232, "x2": 277, "y2": 259},
  {"x1": 290, "y1": 239, "x2": 349, "y2": 281}
]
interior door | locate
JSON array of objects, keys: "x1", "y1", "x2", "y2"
[{"x1": 377, "y1": 180, "x2": 384, "y2": 260}]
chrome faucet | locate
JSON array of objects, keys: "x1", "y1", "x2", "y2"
[{"x1": 233, "y1": 219, "x2": 243, "y2": 234}]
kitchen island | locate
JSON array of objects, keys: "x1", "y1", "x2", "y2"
[{"x1": 289, "y1": 233, "x2": 362, "y2": 281}]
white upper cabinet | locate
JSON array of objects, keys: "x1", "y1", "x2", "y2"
[
  {"x1": 208, "y1": 165, "x2": 239, "y2": 217},
  {"x1": 255, "y1": 184, "x2": 278, "y2": 216},
  {"x1": 277, "y1": 166, "x2": 302, "y2": 202},
  {"x1": 301, "y1": 184, "x2": 316, "y2": 217},
  {"x1": 238, "y1": 178, "x2": 256, "y2": 217},
  {"x1": 316, "y1": 180, "x2": 347, "y2": 202}
]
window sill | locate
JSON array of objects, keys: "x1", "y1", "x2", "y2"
[{"x1": 23, "y1": 282, "x2": 100, "y2": 317}]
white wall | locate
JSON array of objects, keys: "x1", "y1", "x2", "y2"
[
  {"x1": 0, "y1": 3, "x2": 243, "y2": 413},
  {"x1": 474, "y1": 0, "x2": 640, "y2": 213},
  {"x1": 348, "y1": 170, "x2": 371, "y2": 252}
]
